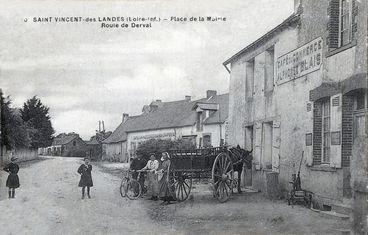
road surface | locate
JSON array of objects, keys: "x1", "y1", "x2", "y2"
[
  {"x1": 0, "y1": 157, "x2": 348, "y2": 235},
  {"x1": 0, "y1": 157, "x2": 171, "y2": 235}
]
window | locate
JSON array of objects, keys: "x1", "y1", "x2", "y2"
[
  {"x1": 245, "y1": 126, "x2": 254, "y2": 150},
  {"x1": 340, "y1": 0, "x2": 352, "y2": 46},
  {"x1": 73, "y1": 140, "x2": 76, "y2": 146},
  {"x1": 196, "y1": 112, "x2": 203, "y2": 131},
  {"x1": 353, "y1": 91, "x2": 367, "y2": 139},
  {"x1": 203, "y1": 134, "x2": 211, "y2": 148},
  {"x1": 246, "y1": 59, "x2": 255, "y2": 97},
  {"x1": 322, "y1": 100, "x2": 331, "y2": 163},
  {"x1": 328, "y1": 0, "x2": 357, "y2": 49},
  {"x1": 265, "y1": 47, "x2": 275, "y2": 92}
]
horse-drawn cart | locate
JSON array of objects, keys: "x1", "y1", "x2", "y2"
[{"x1": 167, "y1": 146, "x2": 252, "y2": 203}]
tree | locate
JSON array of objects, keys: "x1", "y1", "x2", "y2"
[
  {"x1": 135, "y1": 138, "x2": 196, "y2": 162},
  {"x1": 0, "y1": 93, "x2": 30, "y2": 150},
  {"x1": 21, "y1": 96, "x2": 54, "y2": 148}
]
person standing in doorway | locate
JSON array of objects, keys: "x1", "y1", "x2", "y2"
[
  {"x1": 78, "y1": 158, "x2": 93, "y2": 199},
  {"x1": 3, "y1": 156, "x2": 20, "y2": 199}
]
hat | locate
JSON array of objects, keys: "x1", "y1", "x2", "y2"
[{"x1": 11, "y1": 156, "x2": 18, "y2": 162}]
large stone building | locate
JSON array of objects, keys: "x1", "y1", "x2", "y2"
[
  {"x1": 225, "y1": 0, "x2": 366, "y2": 208},
  {"x1": 103, "y1": 90, "x2": 229, "y2": 162}
]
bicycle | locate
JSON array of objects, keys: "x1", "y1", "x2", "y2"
[{"x1": 120, "y1": 170, "x2": 144, "y2": 200}]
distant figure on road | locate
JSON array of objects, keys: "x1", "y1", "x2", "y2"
[
  {"x1": 78, "y1": 158, "x2": 93, "y2": 199},
  {"x1": 140, "y1": 154, "x2": 159, "y2": 200},
  {"x1": 158, "y1": 152, "x2": 176, "y2": 205},
  {"x1": 3, "y1": 156, "x2": 20, "y2": 199}
]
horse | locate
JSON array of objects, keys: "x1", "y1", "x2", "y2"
[{"x1": 228, "y1": 145, "x2": 253, "y2": 193}]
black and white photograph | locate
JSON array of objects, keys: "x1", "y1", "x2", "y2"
[{"x1": 0, "y1": 0, "x2": 367, "y2": 234}]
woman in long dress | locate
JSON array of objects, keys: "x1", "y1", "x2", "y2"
[
  {"x1": 140, "y1": 154, "x2": 159, "y2": 200},
  {"x1": 158, "y1": 152, "x2": 176, "y2": 204}
]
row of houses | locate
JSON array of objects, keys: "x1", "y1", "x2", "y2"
[
  {"x1": 224, "y1": 0, "x2": 366, "y2": 209},
  {"x1": 39, "y1": 130, "x2": 112, "y2": 159},
  {"x1": 102, "y1": 90, "x2": 229, "y2": 162}
]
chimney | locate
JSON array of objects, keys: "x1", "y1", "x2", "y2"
[
  {"x1": 185, "y1": 95, "x2": 191, "y2": 101},
  {"x1": 155, "y1": 99, "x2": 162, "y2": 103},
  {"x1": 98, "y1": 121, "x2": 101, "y2": 132},
  {"x1": 102, "y1": 121, "x2": 105, "y2": 132},
  {"x1": 206, "y1": 90, "x2": 217, "y2": 99},
  {"x1": 122, "y1": 113, "x2": 129, "y2": 123},
  {"x1": 142, "y1": 105, "x2": 150, "y2": 114},
  {"x1": 150, "y1": 104, "x2": 159, "y2": 112}
]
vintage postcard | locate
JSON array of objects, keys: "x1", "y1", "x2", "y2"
[{"x1": 0, "y1": 0, "x2": 367, "y2": 234}]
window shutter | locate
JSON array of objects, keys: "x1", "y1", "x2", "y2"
[
  {"x1": 253, "y1": 122, "x2": 262, "y2": 170},
  {"x1": 313, "y1": 101, "x2": 322, "y2": 165},
  {"x1": 327, "y1": 0, "x2": 340, "y2": 49},
  {"x1": 351, "y1": 0, "x2": 358, "y2": 41},
  {"x1": 330, "y1": 95, "x2": 342, "y2": 168},
  {"x1": 272, "y1": 121, "x2": 281, "y2": 173}
]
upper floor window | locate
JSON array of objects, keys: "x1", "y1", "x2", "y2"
[
  {"x1": 265, "y1": 47, "x2": 275, "y2": 93},
  {"x1": 246, "y1": 59, "x2": 255, "y2": 97},
  {"x1": 328, "y1": 0, "x2": 358, "y2": 50},
  {"x1": 196, "y1": 111, "x2": 203, "y2": 131}
]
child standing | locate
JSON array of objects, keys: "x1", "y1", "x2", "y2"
[
  {"x1": 77, "y1": 158, "x2": 93, "y2": 199},
  {"x1": 3, "y1": 156, "x2": 20, "y2": 199}
]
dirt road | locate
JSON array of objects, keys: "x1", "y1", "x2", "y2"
[
  {"x1": 0, "y1": 157, "x2": 172, "y2": 235},
  {"x1": 0, "y1": 157, "x2": 348, "y2": 235}
]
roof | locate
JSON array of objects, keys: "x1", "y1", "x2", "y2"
[
  {"x1": 203, "y1": 94, "x2": 229, "y2": 124},
  {"x1": 103, "y1": 93, "x2": 229, "y2": 144},
  {"x1": 223, "y1": 13, "x2": 300, "y2": 66},
  {"x1": 102, "y1": 116, "x2": 140, "y2": 143},
  {"x1": 52, "y1": 134, "x2": 79, "y2": 146},
  {"x1": 85, "y1": 139, "x2": 99, "y2": 145}
]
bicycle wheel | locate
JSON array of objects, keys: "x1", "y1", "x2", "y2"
[
  {"x1": 126, "y1": 179, "x2": 142, "y2": 200},
  {"x1": 120, "y1": 179, "x2": 127, "y2": 198}
]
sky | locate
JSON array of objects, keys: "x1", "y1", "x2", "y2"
[{"x1": 0, "y1": 0, "x2": 293, "y2": 140}]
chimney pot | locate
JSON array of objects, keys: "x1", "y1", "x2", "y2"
[
  {"x1": 206, "y1": 90, "x2": 217, "y2": 99},
  {"x1": 185, "y1": 95, "x2": 191, "y2": 101},
  {"x1": 122, "y1": 113, "x2": 129, "y2": 123}
]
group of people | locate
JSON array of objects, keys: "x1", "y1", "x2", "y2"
[
  {"x1": 130, "y1": 152, "x2": 175, "y2": 205},
  {"x1": 2, "y1": 153, "x2": 174, "y2": 204}
]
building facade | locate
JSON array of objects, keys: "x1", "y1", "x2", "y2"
[
  {"x1": 42, "y1": 133, "x2": 87, "y2": 157},
  {"x1": 225, "y1": 0, "x2": 367, "y2": 206},
  {"x1": 103, "y1": 90, "x2": 229, "y2": 162}
]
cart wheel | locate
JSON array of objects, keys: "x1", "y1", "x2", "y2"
[
  {"x1": 172, "y1": 173, "x2": 192, "y2": 202},
  {"x1": 126, "y1": 179, "x2": 142, "y2": 200},
  {"x1": 212, "y1": 152, "x2": 234, "y2": 203}
]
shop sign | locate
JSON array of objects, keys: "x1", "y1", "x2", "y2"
[
  {"x1": 276, "y1": 37, "x2": 323, "y2": 85},
  {"x1": 132, "y1": 132, "x2": 175, "y2": 141}
]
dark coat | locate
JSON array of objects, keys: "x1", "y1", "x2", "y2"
[
  {"x1": 130, "y1": 158, "x2": 146, "y2": 179},
  {"x1": 3, "y1": 162, "x2": 20, "y2": 188},
  {"x1": 78, "y1": 164, "x2": 93, "y2": 187}
]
